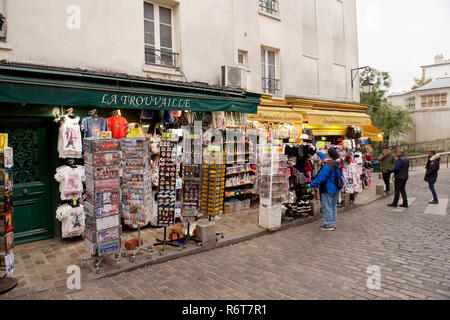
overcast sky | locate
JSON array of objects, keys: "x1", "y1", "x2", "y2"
[{"x1": 356, "y1": 0, "x2": 450, "y2": 94}]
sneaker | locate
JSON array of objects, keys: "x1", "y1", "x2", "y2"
[
  {"x1": 387, "y1": 203, "x2": 398, "y2": 207},
  {"x1": 320, "y1": 225, "x2": 336, "y2": 231},
  {"x1": 428, "y1": 201, "x2": 439, "y2": 204}
]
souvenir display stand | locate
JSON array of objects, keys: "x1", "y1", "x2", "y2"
[
  {"x1": 283, "y1": 143, "x2": 314, "y2": 219},
  {"x1": 80, "y1": 138, "x2": 123, "y2": 273},
  {"x1": 121, "y1": 138, "x2": 154, "y2": 262},
  {"x1": 154, "y1": 133, "x2": 182, "y2": 254},
  {"x1": 0, "y1": 147, "x2": 17, "y2": 294},
  {"x1": 200, "y1": 149, "x2": 226, "y2": 240},
  {"x1": 224, "y1": 133, "x2": 255, "y2": 214},
  {"x1": 181, "y1": 164, "x2": 202, "y2": 246},
  {"x1": 258, "y1": 143, "x2": 289, "y2": 231}
]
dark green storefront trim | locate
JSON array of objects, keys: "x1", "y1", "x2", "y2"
[{"x1": 0, "y1": 64, "x2": 260, "y2": 113}]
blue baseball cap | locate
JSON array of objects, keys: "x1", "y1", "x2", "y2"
[{"x1": 317, "y1": 152, "x2": 326, "y2": 160}]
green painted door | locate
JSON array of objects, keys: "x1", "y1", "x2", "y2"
[{"x1": 1, "y1": 118, "x2": 54, "y2": 244}]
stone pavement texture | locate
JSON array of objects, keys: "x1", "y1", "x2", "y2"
[{"x1": 1, "y1": 167, "x2": 449, "y2": 300}]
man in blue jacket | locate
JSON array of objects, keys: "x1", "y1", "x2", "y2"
[{"x1": 310, "y1": 148, "x2": 343, "y2": 231}]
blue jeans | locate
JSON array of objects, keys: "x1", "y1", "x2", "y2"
[
  {"x1": 428, "y1": 182, "x2": 438, "y2": 203},
  {"x1": 321, "y1": 192, "x2": 339, "y2": 227}
]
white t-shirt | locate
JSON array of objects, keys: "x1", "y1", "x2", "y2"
[
  {"x1": 58, "y1": 115, "x2": 83, "y2": 159},
  {"x1": 354, "y1": 152, "x2": 363, "y2": 164},
  {"x1": 56, "y1": 204, "x2": 85, "y2": 238},
  {"x1": 54, "y1": 165, "x2": 85, "y2": 200}
]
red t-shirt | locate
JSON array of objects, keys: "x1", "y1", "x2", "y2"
[{"x1": 106, "y1": 116, "x2": 129, "y2": 140}]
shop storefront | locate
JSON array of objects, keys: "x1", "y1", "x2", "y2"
[{"x1": 0, "y1": 63, "x2": 260, "y2": 245}]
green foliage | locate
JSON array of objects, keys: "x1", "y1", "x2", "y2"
[
  {"x1": 360, "y1": 68, "x2": 414, "y2": 143},
  {"x1": 411, "y1": 75, "x2": 432, "y2": 90}
]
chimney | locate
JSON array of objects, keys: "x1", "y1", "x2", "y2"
[{"x1": 434, "y1": 54, "x2": 444, "y2": 64}]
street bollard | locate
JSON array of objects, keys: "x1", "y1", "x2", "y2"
[
  {"x1": 376, "y1": 185, "x2": 384, "y2": 195},
  {"x1": 309, "y1": 200, "x2": 321, "y2": 220},
  {"x1": 196, "y1": 222, "x2": 217, "y2": 250}
]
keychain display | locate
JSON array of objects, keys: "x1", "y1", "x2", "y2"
[{"x1": 157, "y1": 135, "x2": 179, "y2": 226}]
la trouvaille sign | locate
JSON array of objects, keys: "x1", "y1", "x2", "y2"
[{"x1": 101, "y1": 93, "x2": 193, "y2": 109}]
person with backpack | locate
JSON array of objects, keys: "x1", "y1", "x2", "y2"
[
  {"x1": 310, "y1": 148, "x2": 345, "y2": 231},
  {"x1": 425, "y1": 150, "x2": 440, "y2": 204}
]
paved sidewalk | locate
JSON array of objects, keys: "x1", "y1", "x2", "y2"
[
  {"x1": 1, "y1": 170, "x2": 386, "y2": 298},
  {"x1": 4, "y1": 167, "x2": 449, "y2": 300}
]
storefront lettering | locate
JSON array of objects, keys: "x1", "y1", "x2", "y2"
[{"x1": 101, "y1": 93, "x2": 192, "y2": 110}]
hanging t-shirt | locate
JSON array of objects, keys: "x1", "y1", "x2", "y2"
[
  {"x1": 54, "y1": 165, "x2": 85, "y2": 200},
  {"x1": 57, "y1": 115, "x2": 83, "y2": 159},
  {"x1": 56, "y1": 204, "x2": 85, "y2": 238},
  {"x1": 81, "y1": 116, "x2": 108, "y2": 138},
  {"x1": 106, "y1": 116, "x2": 129, "y2": 140}
]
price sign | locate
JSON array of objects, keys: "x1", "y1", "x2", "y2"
[
  {"x1": 96, "y1": 131, "x2": 112, "y2": 139},
  {"x1": 0, "y1": 134, "x2": 8, "y2": 151},
  {"x1": 289, "y1": 138, "x2": 296, "y2": 143},
  {"x1": 316, "y1": 141, "x2": 325, "y2": 149},
  {"x1": 273, "y1": 139, "x2": 283, "y2": 144},
  {"x1": 264, "y1": 147, "x2": 272, "y2": 153},
  {"x1": 208, "y1": 145, "x2": 221, "y2": 152}
]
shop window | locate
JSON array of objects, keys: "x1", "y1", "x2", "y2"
[
  {"x1": 0, "y1": 0, "x2": 7, "y2": 41},
  {"x1": 261, "y1": 48, "x2": 280, "y2": 95},
  {"x1": 144, "y1": 1, "x2": 177, "y2": 68},
  {"x1": 259, "y1": 0, "x2": 278, "y2": 15}
]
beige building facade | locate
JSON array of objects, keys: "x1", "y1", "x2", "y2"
[
  {"x1": 0, "y1": 0, "x2": 361, "y2": 103},
  {"x1": 388, "y1": 77, "x2": 450, "y2": 144}
]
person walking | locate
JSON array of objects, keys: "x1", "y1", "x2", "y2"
[
  {"x1": 388, "y1": 149, "x2": 410, "y2": 208},
  {"x1": 378, "y1": 148, "x2": 396, "y2": 193},
  {"x1": 310, "y1": 148, "x2": 344, "y2": 231},
  {"x1": 425, "y1": 150, "x2": 440, "y2": 204}
]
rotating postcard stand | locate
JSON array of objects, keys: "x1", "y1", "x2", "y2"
[
  {"x1": 181, "y1": 164, "x2": 202, "y2": 248},
  {"x1": 80, "y1": 138, "x2": 123, "y2": 274},
  {"x1": 120, "y1": 138, "x2": 154, "y2": 262},
  {"x1": 154, "y1": 133, "x2": 182, "y2": 255}
]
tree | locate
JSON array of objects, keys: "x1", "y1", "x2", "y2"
[
  {"x1": 411, "y1": 75, "x2": 432, "y2": 90},
  {"x1": 360, "y1": 68, "x2": 414, "y2": 145}
]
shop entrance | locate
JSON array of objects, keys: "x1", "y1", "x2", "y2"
[{"x1": 1, "y1": 118, "x2": 54, "y2": 244}]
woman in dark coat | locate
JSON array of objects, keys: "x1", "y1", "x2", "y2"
[{"x1": 425, "y1": 150, "x2": 440, "y2": 204}]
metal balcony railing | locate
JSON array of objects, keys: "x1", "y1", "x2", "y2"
[
  {"x1": 261, "y1": 77, "x2": 280, "y2": 95},
  {"x1": 259, "y1": 0, "x2": 278, "y2": 15},
  {"x1": 145, "y1": 47, "x2": 179, "y2": 68}
]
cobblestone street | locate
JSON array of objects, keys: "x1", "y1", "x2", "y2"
[{"x1": 3, "y1": 167, "x2": 450, "y2": 300}]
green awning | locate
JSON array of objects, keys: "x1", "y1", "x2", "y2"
[{"x1": 0, "y1": 64, "x2": 259, "y2": 113}]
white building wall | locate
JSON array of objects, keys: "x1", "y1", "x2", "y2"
[
  {"x1": 423, "y1": 63, "x2": 450, "y2": 80},
  {"x1": 0, "y1": 0, "x2": 360, "y2": 103}
]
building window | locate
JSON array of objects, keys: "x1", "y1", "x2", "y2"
[
  {"x1": 261, "y1": 48, "x2": 280, "y2": 95},
  {"x1": 406, "y1": 97, "x2": 415, "y2": 109},
  {"x1": 144, "y1": 2, "x2": 177, "y2": 67},
  {"x1": 420, "y1": 93, "x2": 447, "y2": 108},
  {"x1": 0, "y1": 0, "x2": 6, "y2": 41},
  {"x1": 259, "y1": 0, "x2": 278, "y2": 15}
]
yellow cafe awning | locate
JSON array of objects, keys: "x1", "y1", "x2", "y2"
[
  {"x1": 304, "y1": 124, "x2": 347, "y2": 136},
  {"x1": 361, "y1": 125, "x2": 384, "y2": 142},
  {"x1": 248, "y1": 106, "x2": 303, "y2": 123},
  {"x1": 306, "y1": 110, "x2": 372, "y2": 126}
]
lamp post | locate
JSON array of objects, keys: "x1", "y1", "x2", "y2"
[{"x1": 351, "y1": 66, "x2": 374, "y2": 95}]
